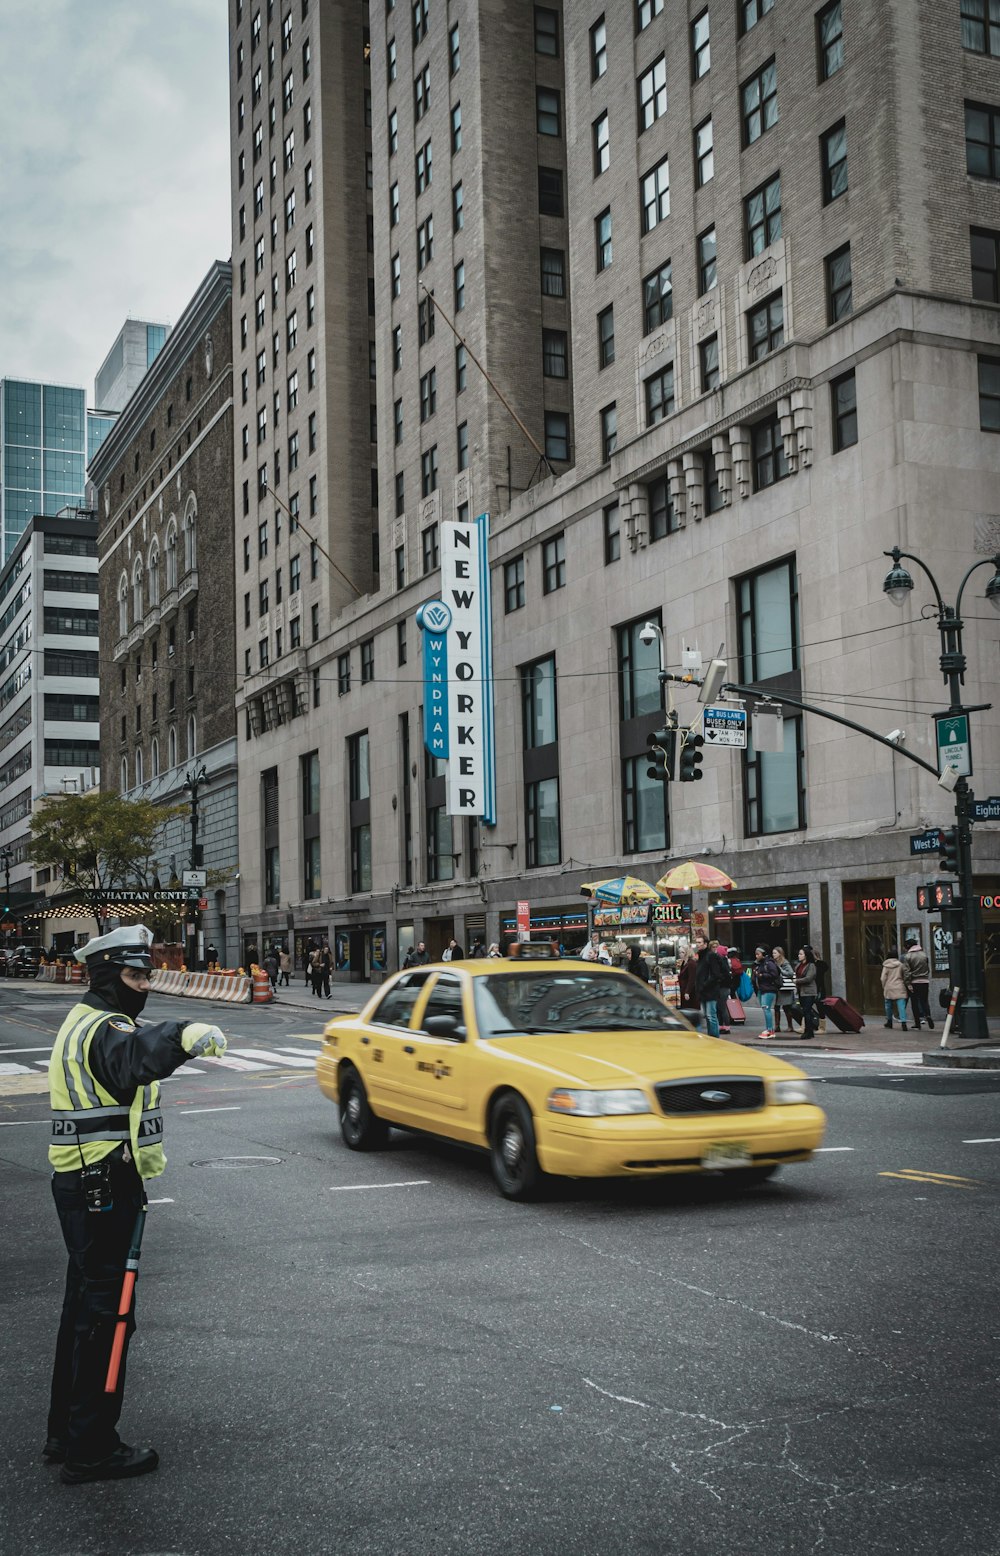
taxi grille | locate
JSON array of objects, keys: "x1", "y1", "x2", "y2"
[{"x1": 654, "y1": 1077, "x2": 765, "y2": 1115}]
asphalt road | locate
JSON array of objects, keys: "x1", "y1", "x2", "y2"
[{"x1": 1, "y1": 984, "x2": 998, "y2": 1556}]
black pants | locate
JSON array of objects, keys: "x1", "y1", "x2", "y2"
[
  {"x1": 48, "y1": 1154, "x2": 145, "y2": 1462},
  {"x1": 909, "y1": 983, "x2": 932, "y2": 1025}
]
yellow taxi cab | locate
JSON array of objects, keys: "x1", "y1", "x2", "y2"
[{"x1": 316, "y1": 959, "x2": 826, "y2": 1200}]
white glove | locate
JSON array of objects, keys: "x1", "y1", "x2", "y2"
[{"x1": 181, "y1": 1022, "x2": 228, "y2": 1058}]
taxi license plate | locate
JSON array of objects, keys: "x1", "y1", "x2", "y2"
[{"x1": 702, "y1": 1142, "x2": 752, "y2": 1170}]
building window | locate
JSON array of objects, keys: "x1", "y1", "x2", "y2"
[
  {"x1": 751, "y1": 414, "x2": 789, "y2": 489},
  {"x1": 457, "y1": 421, "x2": 469, "y2": 469},
  {"x1": 738, "y1": 556, "x2": 799, "y2": 683},
  {"x1": 641, "y1": 157, "x2": 669, "y2": 232},
  {"x1": 538, "y1": 166, "x2": 563, "y2": 215},
  {"x1": 420, "y1": 445, "x2": 438, "y2": 495},
  {"x1": 822, "y1": 120, "x2": 848, "y2": 201},
  {"x1": 638, "y1": 55, "x2": 667, "y2": 132},
  {"x1": 636, "y1": 0, "x2": 664, "y2": 31},
  {"x1": 645, "y1": 363, "x2": 674, "y2": 426},
  {"x1": 522, "y1": 655, "x2": 558, "y2": 749},
  {"x1": 417, "y1": 214, "x2": 434, "y2": 269},
  {"x1": 600, "y1": 402, "x2": 617, "y2": 461},
  {"x1": 691, "y1": 9, "x2": 710, "y2": 77},
  {"x1": 337, "y1": 652, "x2": 351, "y2": 694},
  {"x1": 543, "y1": 330, "x2": 568, "y2": 378},
  {"x1": 745, "y1": 716, "x2": 805, "y2": 835},
  {"x1": 978, "y1": 355, "x2": 1000, "y2": 430},
  {"x1": 452, "y1": 181, "x2": 464, "y2": 231},
  {"x1": 395, "y1": 472, "x2": 405, "y2": 516},
  {"x1": 535, "y1": 5, "x2": 559, "y2": 53},
  {"x1": 544, "y1": 411, "x2": 570, "y2": 462},
  {"x1": 455, "y1": 342, "x2": 467, "y2": 392},
  {"x1": 700, "y1": 335, "x2": 720, "y2": 392},
  {"x1": 288, "y1": 430, "x2": 299, "y2": 470},
  {"x1": 622, "y1": 753, "x2": 668, "y2": 854},
  {"x1": 415, "y1": 138, "x2": 433, "y2": 193},
  {"x1": 361, "y1": 637, "x2": 374, "y2": 682},
  {"x1": 394, "y1": 398, "x2": 403, "y2": 445},
  {"x1": 618, "y1": 615, "x2": 663, "y2": 720},
  {"x1": 591, "y1": 15, "x2": 607, "y2": 78},
  {"x1": 449, "y1": 22, "x2": 460, "y2": 74},
  {"x1": 648, "y1": 474, "x2": 677, "y2": 540},
  {"x1": 541, "y1": 248, "x2": 565, "y2": 296},
  {"x1": 695, "y1": 117, "x2": 714, "y2": 186},
  {"x1": 542, "y1": 533, "x2": 566, "y2": 593},
  {"x1": 697, "y1": 227, "x2": 717, "y2": 294},
  {"x1": 525, "y1": 778, "x2": 561, "y2": 867},
  {"x1": 588, "y1": 210, "x2": 611, "y2": 276},
  {"x1": 643, "y1": 262, "x2": 672, "y2": 332},
  {"x1": 741, "y1": 0, "x2": 774, "y2": 34},
  {"x1": 705, "y1": 450, "x2": 724, "y2": 512},
  {"x1": 422, "y1": 523, "x2": 439, "y2": 572},
  {"x1": 825, "y1": 243, "x2": 853, "y2": 321},
  {"x1": 418, "y1": 295, "x2": 435, "y2": 343},
  {"x1": 414, "y1": 61, "x2": 430, "y2": 120},
  {"x1": 596, "y1": 306, "x2": 616, "y2": 370},
  {"x1": 748, "y1": 292, "x2": 784, "y2": 360},
  {"x1": 454, "y1": 260, "x2": 465, "y2": 311},
  {"x1": 831, "y1": 370, "x2": 858, "y2": 451},
  {"x1": 745, "y1": 172, "x2": 782, "y2": 257},
  {"x1": 971, "y1": 227, "x2": 1000, "y2": 301},
  {"x1": 967, "y1": 100, "x2": 1000, "y2": 181},
  {"x1": 593, "y1": 111, "x2": 610, "y2": 176},
  {"x1": 603, "y1": 501, "x2": 620, "y2": 563},
  {"x1": 426, "y1": 803, "x2": 454, "y2": 882},
  {"x1": 420, "y1": 366, "x2": 437, "y2": 422},
  {"x1": 817, "y1": 0, "x2": 844, "y2": 77},
  {"x1": 505, "y1": 556, "x2": 525, "y2": 612},
  {"x1": 742, "y1": 59, "x2": 778, "y2": 146},
  {"x1": 537, "y1": 86, "x2": 561, "y2": 136},
  {"x1": 963, "y1": 0, "x2": 1000, "y2": 54},
  {"x1": 348, "y1": 731, "x2": 371, "y2": 892}
]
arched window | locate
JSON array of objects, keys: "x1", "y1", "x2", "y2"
[
  {"x1": 151, "y1": 736, "x2": 159, "y2": 778},
  {"x1": 135, "y1": 747, "x2": 144, "y2": 786},
  {"x1": 165, "y1": 518, "x2": 178, "y2": 590},
  {"x1": 120, "y1": 756, "x2": 128, "y2": 792},
  {"x1": 183, "y1": 500, "x2": 197, "y2": 573},
  {"x1": 168, "y1": 726, "x2": 177, "y2": 768},
  {"x1": 187, "y1": 714, "x2": 197, "y2": 758},
  {"x1": 148, "y1": 542, "x2": 160, "y2": 607},
  {"x1": 132, "y1": 556, "x2": 144, "y2": 622},
  {"x1": 118, "y1": 574, "x2": 129, "y2": 637}
]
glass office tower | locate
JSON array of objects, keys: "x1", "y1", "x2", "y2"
[{"x1": 0, "y1": 379, "x2": 110, "y2": 562}]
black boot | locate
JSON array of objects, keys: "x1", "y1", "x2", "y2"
[
  {"x1": 902, "y1": 1022, "x2": 908, "y2": 1031},
  {"x1": 883, "y1": 1021, "x2": 892, "y2": 1029},
  {"x1": 61, "y1": 1445, "x2": 159, "y2": 1485}
]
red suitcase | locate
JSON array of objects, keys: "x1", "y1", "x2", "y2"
[
  {"x1": 822, "y1": 996, "x2": 864, "y2": 1033},
  {"x1": 726, "y1": 996, "x2": 746, "y2": 1026}
]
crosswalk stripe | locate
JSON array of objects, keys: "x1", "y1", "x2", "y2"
[
  {"x1": 200, "y1": 1053, "x2": 271, "y2": 1071},
  {"x1": 230, "y1": 1046, "x2": 316, "y2": 1069},
  {"x1": 0, "y1": 1063, "x2": 34, "y2": 1075}
]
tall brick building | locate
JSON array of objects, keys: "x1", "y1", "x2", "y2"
[
  {"x1": 229, "y1": 0, "x2": 1000, "y2": 1011},
  {"x1": 91, "y1": 261, "x2": 239, "y2": 968}
]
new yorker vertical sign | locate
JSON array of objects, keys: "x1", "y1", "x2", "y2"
[{"x1": 416, "y1": 514, "x2": 496, "y2": 824}]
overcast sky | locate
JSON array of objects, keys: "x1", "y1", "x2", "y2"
[{"x1": 0, "y1": 0, "x2": 231, "y2": 398}]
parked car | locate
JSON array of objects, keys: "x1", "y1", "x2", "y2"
[
  {"x1": 6, "y1": 946, "x2": 41, "y2": 977},
  {"x1": 317, "y1": 960, "x2": 826, "y2": 1200}
]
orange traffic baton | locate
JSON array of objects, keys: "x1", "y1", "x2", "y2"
[{"x1": 104, "y1": 1200, "x2": 148, "y2": 1394}]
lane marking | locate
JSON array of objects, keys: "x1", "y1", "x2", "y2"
[
  {"x1": 815, "y1": 1146, "x2": 855, "y2": 1152},
  {"x1": 0, "y1": 1118, "x2": 48, "y2": 1126},
  {"x1": 162, "y1": 1066, "x2": 205, "y2": 1076},
  {"x1": 179, "y1": 1105, "x2": 242, "y2": 1115},
  {"x1": 964, "y1": 1138, "x2": 1000, "y2": 1144},
  {"x1": 0, "y1": 1063, "x2": 34, "y2": 1075},
  {"x1": 0, "y1": 1046, "x2": 53, "y2": 1055},
  {"x1": 879, "y1": 1169, "x2": 980, "y2": 1188},
  {"x1": 147, "y1": 1197, "x2": 174, "y2": 1204},
  {"x1": 200, "y1": 1053, "x2": 270, "y2": 1071},
  {"x1": 230, "y1": 1046, "x2": 316, "y2": 1069},
  {"x1": 328, "y1": 1180, "x2": 430, "y2": 1192}
]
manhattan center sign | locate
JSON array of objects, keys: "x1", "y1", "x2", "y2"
[{"x1": 416, "y1": 514, "x2": 497, "y2": 824}]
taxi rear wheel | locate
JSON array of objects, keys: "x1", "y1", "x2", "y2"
[
  {"x1": 489, "y1": 1091, "x2": 543, "y2": 1201},
  {"x1": 339, "y1": 1065, "x2": 388, "y2": 1151}
]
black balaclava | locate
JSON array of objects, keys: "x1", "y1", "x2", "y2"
[{"x1": 88, "y1": 963, "x2": 149, "y2": 1020}]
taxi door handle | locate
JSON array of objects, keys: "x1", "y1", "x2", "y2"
[
  {"x1": 360, "y1": 1036, "x2": 370, "y2": 1045},
  {"x1": 403, "y1": 1045, "x2": 415, "y2": 1054}
]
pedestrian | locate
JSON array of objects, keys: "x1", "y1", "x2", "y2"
[
  {"x1": 45, "y1": 925, "x2": 228, "y2": 1483},
  {"x1": 880, "y1": 946, "x2": 910, "y2": 1030},
  {"x1": 309, "y1": 945, "x2": 324, "y2": 998},
  {"x1": 677, "y1": 945, "x2": 700, "y2": 1015},
  {"x1": 442, "y1": 938, "x2": 463, "y2": 961},
  {"x1": 904, "y1": 935, "x2": 933, "y2": 1030},
  {"x1": 263, "y1": 946, "x2": 279, "y2": 993},
  {"x1": 814, "y1": 950, "x2": 830, "y2": 1032},
  {"x1": 772, "y1": 946, "x2": 800, "y2": 1033},
  {"x1": 411, "y1": 940, "x2": 430, "y2": 965},
  {"x1": 794, "y1": 946, "x2": 819, "y2": 1038},
  {"x1": 304, "y1": 939, "x2": 316, "y2": 985},
  {"x1": 470, "y1": 938, "x2": 486, "y2": 958},
  {"x1": 580, "y1": 933, "x2": 602, "y2": 961},
  {"x1": 726, "y1": 947, "x2": 743, "y2": 1000},
  {"x1": 694, "y1": 934, "x2": 730, "y2": 1038},
  {"x1": 487, "y1": 942, "x2": 502, "y2": 958},
  {"x1": 403, "y1": 945, "x2": 417, "y2": 969},
  {"x1": 205, "y1": 941, "x2": 219, "y2": 970},
  {"x1": 320, "y1": 941, "x2": 333, "y2": 998},
  {"x1": 750, "y1": 945, "x2": 781, "y2": 1038},
  {"x1": 627, "y1": 945, "x2": 650, "y2": 984}
]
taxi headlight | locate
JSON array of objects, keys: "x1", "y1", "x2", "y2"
[
  {"x1": 547, "y1": 1088, "x2": 651, "y2": 1117},
  {"x1": 772, "y1": 1078, "x2": 817, "y2": 1106}
]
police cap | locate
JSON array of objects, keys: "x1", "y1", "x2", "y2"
[{"x1": 75, "y1": 925, "x2": 154, "y2": 970}]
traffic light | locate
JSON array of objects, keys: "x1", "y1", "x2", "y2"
[
  {"x1": 938, "y1": 826, "x2": 959, "y2": 874},
  {"x1": 645, "y1": 726, "x2": 677, "y2": 783},
  {"x1": 679, "y1": 732, "x2": 704, "y2": 782},
  {"x1": 934, "y1": 881, "x2": 955, "y2": 908},
  {"x1": 916, "y1": 884, "x2": 932, "y2": 912}
]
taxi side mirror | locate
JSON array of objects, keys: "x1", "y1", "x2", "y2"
[{"x1": 423, "y1": 1014, "x2": 466, "y2": 1041}]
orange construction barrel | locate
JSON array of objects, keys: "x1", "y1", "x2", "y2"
[{"x1": 251, "y1": 965, "x2": 273, "y2": 1003}]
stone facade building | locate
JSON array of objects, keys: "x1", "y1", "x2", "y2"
[
  {"x1": 91, "y1": 261, "x2": 239, "y2": 968},
  {"x1": 228, "y1": 0, "x2": 1000, "y2": 1011}
]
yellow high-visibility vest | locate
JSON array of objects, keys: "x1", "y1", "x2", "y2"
[{"x1": 49, "y1": 1001, "x2": 166, "y2": 1179}]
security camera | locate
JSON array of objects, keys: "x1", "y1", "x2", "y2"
[
  {"x1": 886, "y1": 729, "x2": 905, "y2": 747},
  {"x1": 638, "y1": 622, "x2": 658, "y2": 647}
]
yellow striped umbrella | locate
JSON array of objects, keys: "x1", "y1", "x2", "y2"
[{"x1": 655, "y1": 862, "x2": 737, "y2": 893}]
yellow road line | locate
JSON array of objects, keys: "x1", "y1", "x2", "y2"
[{"x1": 879, "y1": 1170, "x2": 980, "y2": 1188}]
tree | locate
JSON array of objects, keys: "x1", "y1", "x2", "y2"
[{"x1": 29, "y1": 792, "x2": 186, "y2": 932}]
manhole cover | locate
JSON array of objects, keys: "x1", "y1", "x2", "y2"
[{"x1": 190, "y1": 1155, "x2": 283, "y2": 1168}]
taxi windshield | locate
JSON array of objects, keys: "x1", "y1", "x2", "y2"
[{"x1": 472, "y1": 971, "x2": 689, "y2": 1039}]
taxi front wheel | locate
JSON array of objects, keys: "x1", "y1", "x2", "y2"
[
  {"x1": 339, "y1": 1065, "x2": 389, "y2": 1151},
  {"x1": 489, "y1": 1091, "x2": 544, "y2": 1201}
]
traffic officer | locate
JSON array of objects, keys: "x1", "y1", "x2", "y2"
[{"x1": 45, "y1": 924, "x2": 228, "y2": 1484}]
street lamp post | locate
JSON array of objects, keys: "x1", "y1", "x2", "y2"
[
  {"x1": 883, "y1": 546, "x2": 1000, "y2": 1042},
  {"x1": 184, "y1": 764, "x2": 209, "y2": 971}
]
